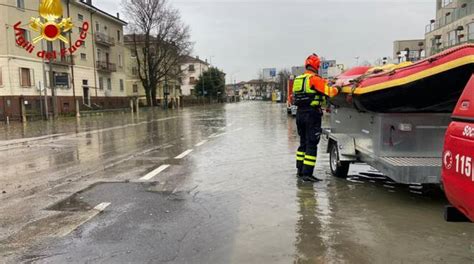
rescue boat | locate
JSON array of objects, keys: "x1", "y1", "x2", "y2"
[{"x1": 332, "y1": 44, "x2": 474, "y2": 113}]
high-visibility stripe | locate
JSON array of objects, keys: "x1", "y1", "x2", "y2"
[
  {"x1": 304, "y1": 160, "x2": 316, "y2": 166},
  {"x1": 297, "y1": 157, "x2": 305, "y2": 161},
  {"x1": 297, "y1": 152, "x2": 305, "y2": 156},
  {"x1": 305, "y1": 155, "x2": 317, "y2": 161}
]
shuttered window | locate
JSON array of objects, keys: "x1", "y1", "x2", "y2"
[
  {"x1": 0, "y1": 68, "x2": 3, "y2": 86},
  {"x1": 20, "y1": 68, "x2": 32, "y2": 87}
]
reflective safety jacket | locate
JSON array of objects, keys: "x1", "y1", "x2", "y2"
[{"x1": 293, "y1": 71, "x2": 339, "y2": 107}]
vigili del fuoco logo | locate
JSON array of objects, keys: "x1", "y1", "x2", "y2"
[{"x1": 14, "y1": 0, "x2": 90, "y2": 60}]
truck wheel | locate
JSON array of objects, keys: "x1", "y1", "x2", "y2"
[
  {"x1": 444, "y1": 206, "x2": 470, "y2": 222},
  {"x1": 330, "y1": 142, "x2": 350, "y2": 178}
]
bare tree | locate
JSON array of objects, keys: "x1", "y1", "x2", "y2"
[{"x1": 123, "y1": 0, "x2": 192, "y2": 106}]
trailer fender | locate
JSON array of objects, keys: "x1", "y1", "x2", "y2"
[{"x1": 327, "y1": 134, "x2": 357, "y2": 162}]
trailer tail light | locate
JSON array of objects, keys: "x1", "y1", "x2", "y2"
[{"x1": 398, "y1": 123, "x2": 413, "y2": 132}]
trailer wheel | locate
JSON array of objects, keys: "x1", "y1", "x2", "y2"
[{"x1": 330, "y1": 142, "x2": 350, "y2": 178}]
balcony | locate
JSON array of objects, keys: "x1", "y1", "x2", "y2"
[
  {"x1": 96, "y1": 61, "x2": 117, "y2": 72},
  {"x1": 95, "y1": 32, "x2": 115, "y2": 46},
  {"x1": 425, "y1": 2, "x2": 474, "y2": 34},
  {"x1": 52, "y1": 55, "x2": 74, "y2": 66},
  {"x1": 430, "y1": 39, "x2": 474, "y2": 55}
]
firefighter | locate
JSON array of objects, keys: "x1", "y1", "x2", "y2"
[{"x1": 294, "y1": 54, "x2": 339, "y2": 182}]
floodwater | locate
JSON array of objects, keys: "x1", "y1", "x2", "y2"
[{"x1": 0, "y1": 102, "x2": 473, "y2": 263}]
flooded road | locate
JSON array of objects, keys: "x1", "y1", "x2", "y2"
[{"x1": 0, "y1": 102, "x2": 473, "y2": 263}]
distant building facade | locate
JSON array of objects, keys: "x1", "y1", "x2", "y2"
[
  {"x1": 123, "y1": 35, "x2": 181, "y2": 107},
  {"x1": 393, "y1": 39, "x2": 426, "y2": 62},
  {"x1": 180, "y1": 56, "x2": 209, "y2": 96},
  {"x1": 425, "y1": 0, "x2": 474, "y2": 56}
]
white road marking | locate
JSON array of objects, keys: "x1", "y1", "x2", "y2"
[
  {"x1": 175, "y1": 149, "x2": 193, "y2": 159},
  {"x1": 211, "y1": 132, "x2": 227, "y2": 138},
  {"x1": 139, "y1": 165, "x2": 170, "y2": 181},
  {"x1": 94, "y1": 202, "x2": 111, "y2": 212},
  {"x1": 227, "y1": 123, "x2": 233, "y2": 127},
  {"x1": 209, "y1": 133, "x2": 217, "y2": 138},
  {"x1": 233, "y1": 128, "x2": 243, "y2": 132},
  {"x1": 195, "y1": 140, "x2": 208, "y2": 147},
  {"x1": 59, "y1": 202, "x2": 112, "y2": 237}
]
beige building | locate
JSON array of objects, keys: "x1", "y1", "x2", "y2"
[
  {"x1": 180, "y1": 56, "x2": 209, "y2": 96},
  {"x1": 0, "y1": 0, "x2": 128, "y2": 120},
  {"x1": 123, "y1": 35, "x2": 182, "y2": 108},
  {"x1": 393, "y1": 39, "x2": 426, "y2": 62},
  {"x1": 425, "y1": 0, "x2": 474, "y2": 56}
]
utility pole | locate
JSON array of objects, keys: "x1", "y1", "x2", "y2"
[
  {"x1": 41, "y1": 40, "x2": 49, "y2": 120},
  {"x1": 49, "y1": 58, "x2": 58, "y2": 119},
  {"x1": 67, "y1": 0, "x2": 79, "y2": 117}
]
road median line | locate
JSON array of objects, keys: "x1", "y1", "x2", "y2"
[
  {"x1": 59, "y1": 202, "x2": 111, "y2": 237},
  {"x1": 139, "y1": 165, "x2": 171, "y2": 181},
  {"x1": 175, "y1": 149, "x2": 193, "y2": 159},
  {"x1": 195, "y1": 140, "x2": 208, "y2": 147}
]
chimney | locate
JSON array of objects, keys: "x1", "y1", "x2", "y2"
[{"x1": 117, "y1": 13, "x2": 120, "y2": 19}]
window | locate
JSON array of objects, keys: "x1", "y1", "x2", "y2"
[
  {"x1": 99, "y1": 77, "x2": 104, "y2": 90},
  {"x1": 468, "y1": 23, "x2": 474, "y2": 40},
  {"x1": 16, "y1": 29, "x2": 30, "y2": 44},
  {"x1": 188, "y1": 64, "x2": 195, "y2": 72},
  {"x1": 442, "y1": 0, "x2": 453, "y2": 7},
  {"x1": 117, "y1": 30, "x2": 121, "y2": 42},
  {"x1": 97, "y1": 49, "x2": 102, "y2": 61},
  {"x1": 118, "y1": 54, "x2": 123, "y2": 67},
  {"x1": 448, "y1": 30, "x2": 456, "y2": 47},
  {"x1": 107, "y1": 78, "x2": 112, "y2": 90},
  {"x1": 82, "y1": 80, "x2": 88, "y2": 86},
  {"x1": 0, "y1": 68, "x2": 2, "y2": 86},
  {"x1": 81, "y1": 53, "x2": 87, "y2": 60},
  {"x1": 132, "y1": 67, "x2": 138, "y2": 76},
  {"x1": 190, "y1": 77, "x2": 196, "y2": 84},
  {"x1": 133, "y1": 84, "x2": 138, "y2": 93},
  {"x1": 78, "y1": 14, "x2": 84, "y2": 21},
  {"x1": 96, "y1": 22, "x2": 100, "y2": 32},
  {"x1": 47, "y1": 41, "x2": 53, "y2": 52},
  {"x1": 53, "y1": 72, "x2": 70, "y2": 89},
  {"x1": 16, "y1": 0, "x2": 25, "y2": 9},
  {"x1": 20, "y1": 68, "x2": 32, "y2": 87},
  {"x1": 119, "y1": 79, "x2": 124, "y2": 91}
]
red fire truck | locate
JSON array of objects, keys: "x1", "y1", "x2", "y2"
[{"x1": 443, "y1": 74, "x2": 474, "y2": 222}]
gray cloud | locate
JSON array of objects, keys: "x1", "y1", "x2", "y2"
[{"x1": 94, "y1": 0, "x2": 434, "y2": 82}]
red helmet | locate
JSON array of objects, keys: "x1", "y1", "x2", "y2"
[{"x1": 305, "y1": 54, "x2": 321, "y2": 70}]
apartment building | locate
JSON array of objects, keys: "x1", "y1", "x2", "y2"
[
  {"x1": 393, "y1": 39, "x2": 426, "y2": 62},
  {"x1": 180, "y1": 56, "x2": 209, "y2": 96},
  {"x1": 0, "y1": 0, "x2": 128, "y2": 120},
  {"x1": 123, "y1": 35, "x2": 182, "y2": 108},
  {"x1": 425, "y1": 0, "x2": 474, "y2": 56}
]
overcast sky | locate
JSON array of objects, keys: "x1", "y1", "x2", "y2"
[{"x1": 95, "y1": 0, "x2": 434, "y2": 82}]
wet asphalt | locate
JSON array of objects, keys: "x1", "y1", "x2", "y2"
[{"x1": 0, "y1": 102, "x2": 473, "y2": 263}]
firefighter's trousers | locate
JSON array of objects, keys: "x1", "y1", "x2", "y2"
[{"x1": 296, "y1": 107, "x2": 322, "y2": 177}]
